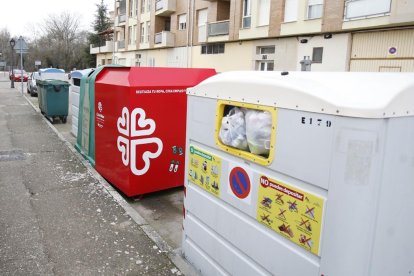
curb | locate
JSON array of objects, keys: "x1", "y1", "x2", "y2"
[{"x1": 22, "y1": 88, "x2": 198, "y2": 276}]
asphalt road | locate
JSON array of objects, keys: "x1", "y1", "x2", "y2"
[{"x1": 0, "y1": 76, "x2": 191, "y2": 275}]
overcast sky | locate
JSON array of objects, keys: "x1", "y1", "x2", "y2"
[{"x1": 0, "y1": 0, "x2": 114, "y2": 39}]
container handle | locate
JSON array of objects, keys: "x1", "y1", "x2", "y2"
[{"x1": 53, "y1": 85, "x2": 62, "y2": 92}]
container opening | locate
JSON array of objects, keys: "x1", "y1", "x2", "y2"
[
  {"x1": 215, "y1": 100, "x2": 277, "y2": 166},
  {"x1": 73, "y1": 78, "x2": 81, "y2": 87}
]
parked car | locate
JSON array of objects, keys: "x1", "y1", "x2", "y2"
[
  {"x1": 9, "y1": 69, "x2": 28, "y2": 82},
  {"x1": 27, "y1": 72, "x2": 39, "y2": 97}
]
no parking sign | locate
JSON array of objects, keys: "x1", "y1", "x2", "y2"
[{"x1": 228, "y1": 165, "x2": 252, "y2": 204}]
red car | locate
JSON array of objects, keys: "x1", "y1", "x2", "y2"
[{"x1": 9, "y1": 69, "x2": 28, "y2": 82}]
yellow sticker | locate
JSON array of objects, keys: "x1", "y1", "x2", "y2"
[
  {"x1": 188, "y1": 146, "x2": 221, "y2": 197},
  {"x1": 256, "y1": 175, "x2": 325, "y2": 256}
]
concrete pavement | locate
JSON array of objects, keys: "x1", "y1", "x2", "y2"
[{"x1": 0, "y1": 75, "x2": 189, "y2": 275}]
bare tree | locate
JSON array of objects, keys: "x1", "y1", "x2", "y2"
[
  {"x1": 0, "y1": 28, "x2": 12, "y2": 69},
  {"x1": 41, "y1": 12, "x2": 81, "y2": 70}
]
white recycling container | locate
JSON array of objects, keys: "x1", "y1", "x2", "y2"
[
  {"x1": 182, "y1": 71, "x2": 414, "y2": 276},
  {"x1": 38, "y1": 68, "x2": 66, "y2": 81},
  {"x1": 69, "y1": 69, "x2": 93, "y2": 137}
]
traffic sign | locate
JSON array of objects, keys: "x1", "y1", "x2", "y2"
[
  {"x1": 388, "y1": 46, "x2": 397, "y2": 55},
  {"x1": 229, "y1": 167, "x2": 251, "y2": 199}
]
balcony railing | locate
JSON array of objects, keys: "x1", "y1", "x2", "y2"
[
  {"x1": 208, "y1": 20, "x2": 230, "y2": 36},
  {"x1": 154, "y1": 31, "x2": 175, "y2": 47},
  {"x1": 242, "y1": 16, "x2": 251, "y2": 29},
  {"x1": 116, "y1": 14, "x2": 127, "y2": 25},
  {"x1": 155, "y1": 0, "x2": 176, "y2": 16},
  {"x1": 92, "y1": 41, "x2": 106, "y2": 48},
  {"x1": 90, "y1": 40, "x2": 114, "y2": 54},
  {"x1": 155, "y1": 32, "x2": 162, "y2": 44}
]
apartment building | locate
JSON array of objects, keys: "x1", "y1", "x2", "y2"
[{"x1": 91, "y1": 0, "x2": 414, "y2": 72}]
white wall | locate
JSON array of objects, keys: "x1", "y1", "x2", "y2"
[
  {"x1": 296, "y1": 33, "x2": 351, "y2": 71},
  {"x1": 191, "y1": 41, "x2": 255, "y2": 72},
  {"x1": 191, "y1": 38, "x2": 298, "y2": 72}
]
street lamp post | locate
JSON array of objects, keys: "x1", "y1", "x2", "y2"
[
  {"x1": 9, "y1": 38, "x2": 15, "y2": 88},
  {"x1": 18, "y1": 36, "x2": 25, "y2": 96}
]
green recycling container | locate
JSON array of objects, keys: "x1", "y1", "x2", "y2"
[
  {"x1": 75, "y1": 65, "x2": 122, "y2": 166},
  {"x1": 37, "y1": 79, "x2": 70, "y2": 123}
]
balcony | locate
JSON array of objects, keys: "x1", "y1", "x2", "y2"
[
  {"x1": 115, "y1": 14, "x2": 127, "y2": 26},
  {"x1": 154, "y1": 31, "x2": 175, "y2": 48},
  {"x1": 155, "y1": 0, "x2": 176, "y2": 16},
  {"x1": 208, "y1": 20, "x2": 229, "y2": 36},
  {"x1": 117, "y1": 40, "x2": 125, "y2": 51},
  {"x1": 90, "y1": 40, "x2": 114, "y2": 54}
]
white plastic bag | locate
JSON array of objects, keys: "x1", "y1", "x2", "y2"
[
  {"x1": 245, "y1": 110, "x2": 272, "y2": 155},
  {"x1": 219, "y1": 107, "x2": 249, "y2": 150}
]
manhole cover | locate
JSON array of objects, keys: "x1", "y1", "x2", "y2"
[{"x1": 0, "y1": 150, "x2": 26, "y2": 162}]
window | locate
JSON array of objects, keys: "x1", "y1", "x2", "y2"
[
  {"x1": 201, "y1": 43, "x2": 225, "y2": 54},
  {"x1": 258, "y1": 0, "x2": 270, "y2": 26},
  {"x1": 284, "y1": 0, "x2": 298, "y2": 22},
  {"x1": 257, "y1": 61, "x2": 274, "y2": 71},
  {"x1": 140, "y1": 23, "x2": 145, "y2": 43},
  {"x1": 119, "y1": 0, "x2": 126, "y2": 15},
  {"x1": 178, "y1": 14, "x2": 187, "y2": 30},
  {"x1": 129, "y1": 0, "x2": 133, "y2": 16},
  {"x1": 307, "y1": 0, "x2": 323, "y2": 19},
  {"x1": 132, "y1": 25, "x2": 136, "y2": 42},
  {"x1": 134, "y1": 0, "x2": 138, "y2": 16},
  {"x1": 135, "y1": 53, "x2": 141, "y2": 66},
  {"x1": 146, "y1": 21, "x2": 151, "y2": 43},
  {"x1": 257, "y1": 46, "x2": 275, "y2": 55},
  {"x1": 344, "y1": 0, "x2": 391, "y2": 20},
  {"x1": 128, "y1": 26, "x2": 133, "y2": 44},
  {"x1": 312, "y1": 47, "x2": 323, "y2": 63},
  {"x1": 147, "y1": 0, "x2": 151, "y2": 12},
  {"x1": 242, "y1": 0, "x2": 251, "y2": 28},
  {"x1": 141, "y1": 0, "x2": 145, "y2": 14}
]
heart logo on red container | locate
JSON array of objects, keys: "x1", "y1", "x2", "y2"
[{"x1": 117, "y1": 107, "x2": 163, "y2": 176}]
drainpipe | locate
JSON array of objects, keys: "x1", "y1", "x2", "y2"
[
  {"x1": 186, "y1": 0, "x2": 191, "y2": 68},
  {"x1": 189, "y1": 0, "x2": 195, "y2": 68}
]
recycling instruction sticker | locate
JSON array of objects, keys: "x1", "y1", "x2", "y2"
[
  {"x1": 256, "y1": 175, "x2": 325, "y2": 256},
  {"x1": 188, "y1": 146, "x2": 221, "y2": 197}
]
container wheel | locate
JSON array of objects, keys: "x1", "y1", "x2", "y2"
[{"x1": 61, "y1": 116, "x2": 67, "y2": 124}]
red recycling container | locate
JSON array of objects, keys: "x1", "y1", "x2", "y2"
[{"x1": 94, "y1": 67, "x2": 216, "y2": 196}]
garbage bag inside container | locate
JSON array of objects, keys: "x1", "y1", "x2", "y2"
[
  {"x1": 245, "y1": 109, "x2": 272, "y2": 156},
  {"x1": 219, "y1": 107, "x2": 249, "y2": 150}
]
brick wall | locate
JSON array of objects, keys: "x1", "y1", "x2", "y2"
[
  {"x1": 269, "y1": 0, "x2": 285, "y2": 37},
  {"x1": 322, "y1": 0, "x2": 345, "y2": 32}
]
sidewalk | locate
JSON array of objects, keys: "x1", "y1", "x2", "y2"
[{"x1": 0, "y1": 76, "x2": 186, "y2": 275}]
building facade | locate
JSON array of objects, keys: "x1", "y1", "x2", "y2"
[{"x1": 90, "y1": 0, "x2": 414, "y2": 72}]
